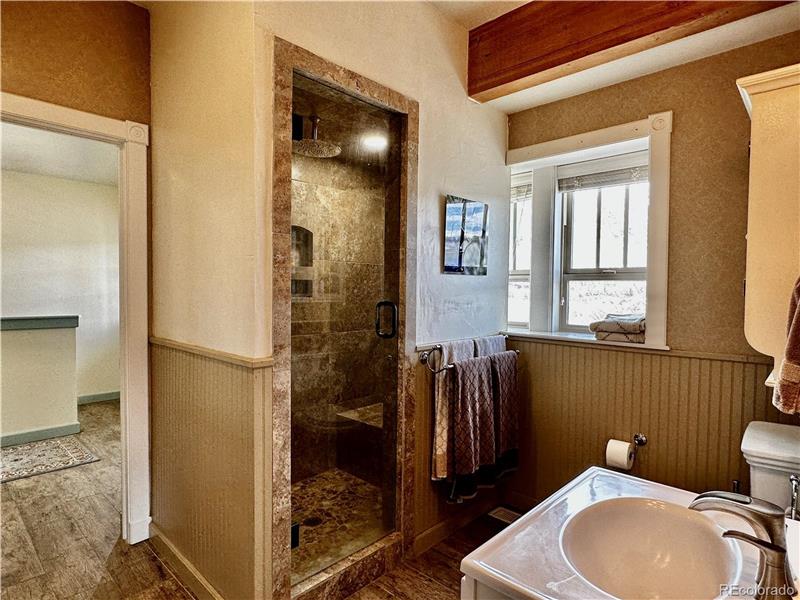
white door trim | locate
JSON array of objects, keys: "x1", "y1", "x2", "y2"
[{"x1": 1, "y1": 92, "x2": 151, "y2": 544}]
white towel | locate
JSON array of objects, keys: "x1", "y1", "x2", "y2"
[
  {"x1": 589, "y1": 313, "x2": 646, "y2": 334},
  {"x1": 474, "y1": 335, "x2": 506, "y2": 356},
  {"x1": 431, "y1": 339, "x2": 474, "y2": 480}
]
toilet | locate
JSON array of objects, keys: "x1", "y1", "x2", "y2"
[{"x1": 741, "y1": 421, "x2": 800, "y2": 508}]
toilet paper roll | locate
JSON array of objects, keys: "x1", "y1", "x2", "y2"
[{"x1": 606, "y1": 439, "x2": 635, "y2": 470}]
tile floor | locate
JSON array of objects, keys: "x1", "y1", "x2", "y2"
[
  {"x1": 1, "y1": 401, "x2": 194, "y2": 599},
  {"x1": 291, "y1": 468, "x2": 390, "y2": 585}
]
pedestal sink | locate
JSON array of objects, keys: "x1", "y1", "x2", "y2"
[
  {"x1": 560, "y1": 497, "x2": 740, "y2": 599},
  {"x1": 460, "y1": 467, "x2": 759, "y2": 600}
]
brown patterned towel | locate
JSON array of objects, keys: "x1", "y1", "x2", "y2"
[
  {"x1": 474, "y1": 335, "x2": 506, "y2": 357},
  {"x1": 589, "y1": 314, "x2": 646, "y2": 334},
  {"x1": 490, "y1": 351, "x2": 519, "y2": 457},
  {"x1": 595, "y1": 331, "x2": 646, "y2": 344},
  {"x1": 431, "y1": 339, "x2": 475, "y2": 480},
  {"x1": 452, "y1": 356, "x2": 495, "y2": 476},
  {"x1": 774, "y1": 276, "x2": 800, "y2": 415}
]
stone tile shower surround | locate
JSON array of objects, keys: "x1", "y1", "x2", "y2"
[
  {"x1": 272, "y1": 39, "x2": 418, "y2": 600},
  {"x1": 290, "y1": 152, "x2": 394, "y2": 484},
  {"x1": 289, "y1": 75, "x2": 402, "y2": 585}
]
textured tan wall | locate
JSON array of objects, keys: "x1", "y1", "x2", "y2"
[
  {"x1": 509, "y1": 32, "x2": 800, "y2": 356},
  {"x1": 1, "y1": 1, "x2": 150, "y2": 124},
  {"x1": 504, "y1": 339, "x2": 795, "y2": 505},
  {"x1": 150, "y1": 342, "x2": 271, "y2": 599},
  {"x1": 148, "y1": 1, "x2": 270, "y2": 357}
]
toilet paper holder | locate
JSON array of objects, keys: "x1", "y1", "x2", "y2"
[{"x1": 633, "y1": 432, "x2": 648, "y2": 455}]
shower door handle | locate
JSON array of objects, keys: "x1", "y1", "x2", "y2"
[{"x1": 375, "y1": 301, "x2": 398, "y2": 339}]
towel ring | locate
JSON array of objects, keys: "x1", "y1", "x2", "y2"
[
  {"x1": 419, "y1": 342, "x2": 520, "y2": 375},
  {"x1": 419, "y1": 345, "x2": 452, "y2": 374}
]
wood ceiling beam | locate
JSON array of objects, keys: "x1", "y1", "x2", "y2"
[{"x1": 468, "y1": 1, "x2": 790, "y2": 102}]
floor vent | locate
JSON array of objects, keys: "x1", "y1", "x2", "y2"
[{"x1": 487, "y1": 506, "x2": 521, "y2": 524}]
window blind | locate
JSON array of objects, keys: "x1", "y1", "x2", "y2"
[
  {"x1": 558, "y1": 165, "x2": 648, "y2": 192},
  {"x1": 510, "y1": 183, "x2": 532, "y2": 203}
]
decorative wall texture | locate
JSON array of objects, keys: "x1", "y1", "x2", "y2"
[
  {"x1": 508, "y1": 32, "x2": 800, "y2": 356},
  {"x1": 0, "y1": 1, "x2": 150, "y2": 124},
  {"x1": 148, "y1": 1, "x2": 268, "y2": 358}
]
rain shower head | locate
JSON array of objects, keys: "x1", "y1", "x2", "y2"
[{"x1": 293, "y1": 115, "x2": 341, "y2": 159}]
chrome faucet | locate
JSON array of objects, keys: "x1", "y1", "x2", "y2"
[{"x1": 689, "y1": 491, "x2": 796, "y2": 600}]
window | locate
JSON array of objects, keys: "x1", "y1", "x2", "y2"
[
  {"x1": 508, "y1": 173, "x2": 532, "y2": 326},
  {"x1": 558, "y1": 155, "x2": 649, "y2": 331},
  {"x1": 504, "y1": 111, "x2": 672, "y2": 349}
]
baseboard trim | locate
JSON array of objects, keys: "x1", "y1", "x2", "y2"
[
  {"x1": 1, "y1": 422, "x2": 81, "y2": 447},
  {"x1": 412, "y1": 491, "x2": 499, "y2": 556},
  {"x1": 78, "y1": 391, "x2": 120, "y2": 405},
  {"x1": 149, "y1": 526, "x2": 223, "y2": 600}
]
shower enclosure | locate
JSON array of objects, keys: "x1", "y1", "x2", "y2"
[{"x1": 289, "y1": 73, "x2": 402, "y2": 585}]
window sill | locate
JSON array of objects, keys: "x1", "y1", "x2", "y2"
[{"x1": 502, "y1": 328, "x2": 670, "y2": 351}]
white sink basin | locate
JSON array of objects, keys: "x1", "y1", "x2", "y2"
[
  {"x1": 460, "y1": 468, "x2": 759, "y2": 600},
  {"x1": 560, "y1": 497, "x2": 739, "y2": 599}
]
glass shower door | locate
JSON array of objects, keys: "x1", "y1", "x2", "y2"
[{"x1": 289, "y1": 72, "x2": 401, "y2": 585}]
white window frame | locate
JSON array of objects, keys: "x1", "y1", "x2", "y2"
[
  {"x1": 508, "y1": 172, "x2": 532, "y2": 328},
  {"x1": 558, "y1": 151, "x2": 649, "y2": 333},
  {"x1": 504, "y1": 112, "x2": 672, "y2": 350}
]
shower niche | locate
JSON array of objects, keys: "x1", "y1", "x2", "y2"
[
  {"x1": 291, "y1": 225, "x2": 313, "y2": 298},
  {"x1": 289, "y1": 72, "x2": 402, "y2": 586}
]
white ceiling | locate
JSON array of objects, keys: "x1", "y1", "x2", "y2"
[
  {"x1": 1, "y1": 122, "x2": 119, "y2": 186},
  {"x1": 488, "y1": 4, "x2": 800, "y2": 114},
  {"x1": 431, "y1": 0, "x2": 527, "y2": 30}
]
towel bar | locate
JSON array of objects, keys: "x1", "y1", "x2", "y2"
[{"x1": 419, "y1": 337, "x2": 520, "y2": 375}]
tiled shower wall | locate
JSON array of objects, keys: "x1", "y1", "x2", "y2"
[{"x1": 290, "y1": 153, "x2": 397, "y2": 485}]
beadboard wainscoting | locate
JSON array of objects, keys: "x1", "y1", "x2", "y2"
[
  {"x1": 504, "y1": 338, "x2": 795, "y2": 508},
  {"x1": 150, "y1": 339, "x2": 273, "y2": 600}
]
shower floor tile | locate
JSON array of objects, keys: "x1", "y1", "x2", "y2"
[{"x1": 291, "y1": 468, "x2": 389, "y2": 585}]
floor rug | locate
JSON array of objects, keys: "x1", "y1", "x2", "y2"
[{"x1": 1, "y1": 435, "x2": 99, "y2": 483}]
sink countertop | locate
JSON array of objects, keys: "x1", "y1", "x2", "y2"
[{"x1": 461, "y1": 467, "x2": 760, "y2": 600}]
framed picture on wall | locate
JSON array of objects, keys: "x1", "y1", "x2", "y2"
[{"x1": 443, "y1": 195, "x2": 488, "y2": 275}]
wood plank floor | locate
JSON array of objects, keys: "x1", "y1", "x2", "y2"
[
  {"x1": 2, "y1": 401, "x2": 505, "y2": 599},
  {"x1": 347, "y1": 517, "x2": 504, "y2": 600},
  {"x1": 1, "y1": 401, "x2": 194, "y2": 599}
]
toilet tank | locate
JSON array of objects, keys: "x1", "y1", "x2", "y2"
[{"x1": 741, "y1": 421, "x2": 800, "y2": 508}]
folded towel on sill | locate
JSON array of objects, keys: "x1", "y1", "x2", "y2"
[
  {"x1": 773, "y1": 276, "x2": 800, "y2": 415},
  {"x1": 595, "y1": 331, "x2": 646, "y2": 344},
  {"x1": 431, "y1": 339, "x2": 474, "y2": 481},
  {"x1": 589, "y1": 313, "x2": 646, "y2": 334},
  {"x1": 474, "y1": 335, "x2": 506, "y2": 357},
  {"x1": 452, "y1": 356, "x2": 495, "y2": 477}
]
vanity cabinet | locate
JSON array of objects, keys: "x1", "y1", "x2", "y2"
[{"x1": 738, "y1": 64, "x2": 800, "y2": 384}]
